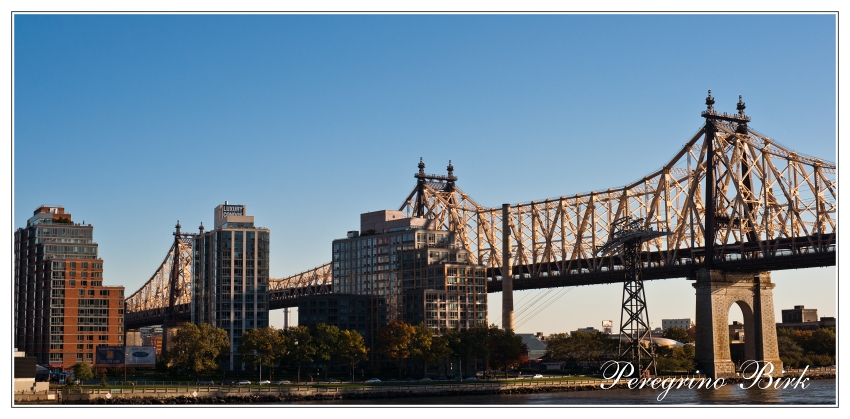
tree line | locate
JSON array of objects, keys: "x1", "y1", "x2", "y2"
[{"x1": 158, "y1": 321, "x2": 528, "y2": 381}]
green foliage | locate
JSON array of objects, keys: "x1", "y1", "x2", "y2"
[
  {"x1": 311, "y1": 323, "x2": 343, "y2": 380},
  {"x1": 167, "y1": 322, "x2": 230, "y2": 378},
  {"x1": 239, "y1": 326, "x2": 286, "y2": 379},
  {"x1": 377, "y1": 321, "x2": 416, "y2": 377},
  {"x1": 339, "y1": 329, "x2": 369, "y2": 381},
  {"x1": 423, "y1": 333, "x2": 451, "y2": 365},
  {"x1": 410, "y1": 323, "x2": 434, "y2": 360},
  {"x1": 487, "y1": 326, "x2": 527, "y2": 378},
  {"x1": 544, "y1": 331, "x2": 618, "y2": 367},
  {"x1": 776, "y1": 327, "x2": 835, "y2": 368},
  {"x1": 283, "y1": 325, "x2": 315, "y2": 382},
  {"x1": 311, "y1": 323, "x2": 342, "y2": 362},
  {"x1": 460, "y1": 324, "x2": 491, "y2": 370},
  {"x1": 72, "y1": 362, "x2": 94, "y2": 381},
  {"x1": 654, "y1": 345, "x2": 696, "y2": 374},
  {"x1": 662, "y1": 327, "x2": 690, "y2": 343},
  {"x1": 100, "y1": 372, "x2": 107, "y2": 387}
]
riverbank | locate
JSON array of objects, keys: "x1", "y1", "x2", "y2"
[{"x1": 46, "y1": 372, "x2": 835, "y2": 405}]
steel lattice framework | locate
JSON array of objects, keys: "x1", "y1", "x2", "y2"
[
  {"x1": 268, "y1": 262, "x2": 333, "y2": 304},
  {"x1": 125, "y1": 224, "x2": 194, "y2": 324},
  {"x1": 597, "y1": 217, "x2": 669, "y2": 374},
  {"x1": 401, "y1": 95, "x2": 835, "y2": 278},
  {"x1": 125, "y1": 95, "x2": 836, "y2": 325}
]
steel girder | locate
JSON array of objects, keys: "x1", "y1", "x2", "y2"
[
  {"x1": 125, "y1": 240, "x2": 193, "y2": 320},
  {"x1": 406, "y1": 122, "x2": 835, "y2": 278},
  {"x1": 268, "y1": 262, "x2": 333, "y2": 302}
]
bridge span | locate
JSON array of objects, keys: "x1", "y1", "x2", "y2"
[{"x1": 124, "y1": 94, "x2": 835, "y2": 378}]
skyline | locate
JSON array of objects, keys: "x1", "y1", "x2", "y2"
[{"x1": 11, "y1": 13, "x2": 836, "y2": 334}]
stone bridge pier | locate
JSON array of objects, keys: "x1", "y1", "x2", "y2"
[{"x1": 692, "y1": 270, "x2": 782, "y2": 379}]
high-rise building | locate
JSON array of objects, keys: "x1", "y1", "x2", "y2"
[
  {"x1": 301, "y1": 210, "x2": 486, "y2": 350},
  {"x1": 192, "y1": 202, "x2": 270, "y2": 370},
  {"x1": 14, "y1": 205, "x2": 125, "y2": 371}
]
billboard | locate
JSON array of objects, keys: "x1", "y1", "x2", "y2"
[
  {"x1": 95, "y1": 346, "x2": 157, "y2": 367},
  {"x1": 95, "y1": 346, "x2": 125, "y2": 366},
  {"x1": 124, "y1": 346, "x2": 156, "y2": 366}
]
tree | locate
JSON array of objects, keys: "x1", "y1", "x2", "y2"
[
  {"x1": 806, "y1": 327, "x2": 836, "y2": 358},
  {"x1": 654, "y1": 345, "x2": 696, "y2": 374},
  {"x1": 460, "y1": 324, "x2": 490, "y2": 377},
  {"x1": 377, "y1": 321, "x2": 416, "y2": 378},
  {"x1": 283, "y1": 325, "x2": 315, "y2": 382},
  {"x1": 72, "y1": 362, "x2": 94, "y2": 382},
  {"x1": 662, "y1": 327, "x2": 690, "y2": 343},
  {"x1": 166, "y1": 322, "x2": 230, "y2": 379},
  {"x1": 544, "y1": 331, "x2": 618, "y2": 369},
  {"x1": 311, "y1": 323, "x2": 342, "y2": 380},
  {"x1": 423, "y1": 333, "x2": 452, "y2": 374},
  {"x1": 487, "y1": 327, "x2": 526, "y2": 378},
  {"x1": 338, "y1": 329, "x2": 369, "y2": 382},
  {"x1": 777, "y1": 335, "x2": 805, "y2": 368},
  {"x1": 239, "y1": 326, "x2": 286, "y2": 382}
]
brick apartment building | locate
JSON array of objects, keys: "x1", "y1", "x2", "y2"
[{"x1": 14, "y1": 205, "x2": 125, "y2": 371}]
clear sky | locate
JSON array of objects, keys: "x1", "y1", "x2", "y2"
[{"x1": 11, "y1": 13, "x2": 836, "y2": 335}]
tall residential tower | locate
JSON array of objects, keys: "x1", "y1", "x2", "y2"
[
  {"x1": 14, "y1": 205, "x2": 125, "y2": 370},
  {"x1": 192, "y1": 202, "x2": 270, "y2": 370}
]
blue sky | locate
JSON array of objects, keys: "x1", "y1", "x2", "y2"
[{"x1": 12, "y1": 13, "x2": 836, "y2": 333}]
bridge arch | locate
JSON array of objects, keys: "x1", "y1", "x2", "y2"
[{"x1": 693, "y1": 270, "x2": 782, "y2": 378}]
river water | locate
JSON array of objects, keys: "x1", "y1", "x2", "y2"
[{"x1": 293, "y1": 378, "x2": 835, "y2": 405}]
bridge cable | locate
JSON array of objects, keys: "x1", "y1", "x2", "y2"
[
  {"x1": 494, "y1": 288, "x2": 555, "y2": 328},
  {"x1": 514, "y1": 287, "x2": 576, "y2": 330},
  {"x1": 501, "y1": 287, "x2": 562, "y2": 329},
  {"x1": 514, "y1": 287, "x2": 571, "y2": 327}
]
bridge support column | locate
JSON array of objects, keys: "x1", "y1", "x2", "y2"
[{"x1": 692, "y1": 269, "x2": 782, "y2": 379}]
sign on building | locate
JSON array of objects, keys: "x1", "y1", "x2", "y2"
[
  {"x1": 124, "y1": 346, "x2": 156, "y2": 366},
  {"x1": 95, "y1": 346, "x2": 125, "y2": 366},
  {"x1": 95, "y1": 346, "x2": 157, "y2": 367}
]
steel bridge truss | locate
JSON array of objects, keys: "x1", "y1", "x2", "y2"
[
  {"x1": 125, "y1": 230, "x2": 194, "y2": 324},
  {"x1": 400, "y1": 98, "x2": 835, "y2": 279},
  {"x1": 125, "y1": 95, "x2": 836, "y2": 322},
  {"x1": 268, "y1": 262, "x2": 333, "y2": 306}
]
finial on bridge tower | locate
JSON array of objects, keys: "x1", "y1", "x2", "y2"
[
  {"x1": 199, "y1": 222, "x2": 205, "y2": 234},
  {"x1": 447, "y1": 159, "x2": 454, "y2": 177},
  {"x1": 705, "y1": 90, "x2": 715, "y2": 112},
  {"x1": 418, "y1": 157, "x2": 425, "y2": 176},
  {"x1": 175, "y1": 220, "x2": 182, "y2": 236},
  {"x1": 735, "y1": 95, "x2": 749, "y2": 133}
]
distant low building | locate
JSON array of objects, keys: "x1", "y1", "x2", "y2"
[
  {"x1": 662, "y1": 318, "x2": 694, "y2": 330},
  {"x1": 517, "y1": 333, "x2": 548, "y2": 360},
  {"x1": 777, "y1": 305, "x2": 835, "y2": 330}
]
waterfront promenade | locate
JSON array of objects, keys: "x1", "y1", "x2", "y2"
[{"x1": 14, "y1": 367, "x2": 836, "y2": 405}]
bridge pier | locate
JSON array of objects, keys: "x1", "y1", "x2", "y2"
[{"x1": 692, "y1": 269, "x2": 782, "y2": 379}]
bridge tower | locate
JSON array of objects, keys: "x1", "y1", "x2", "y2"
[
  {"x1": 692, "y1": 270, "x2": 781, "y2": 378},
  {"x1": 159, "y1": 221, "x2": 199, "y2": 359},
  {"x1": 696, "y1": 91, "x2": 782, "y2": 378}
]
